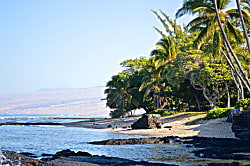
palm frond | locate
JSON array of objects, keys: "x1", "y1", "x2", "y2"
[
  {"x1": 152, "y1": 10, "x2": 172, "y2": 34},
  {"x1": 194, "y1": 26, "x2": 209, "y2": 48},
  {"x1": 175, "y1": 0, "x2": 213, "y2": 18},
  {"x1": 225, "y1": 21, "x2": 243, "y2": 44},
  {"x1": 153, "y1": 27, "x2": 167, "y2": 38}
]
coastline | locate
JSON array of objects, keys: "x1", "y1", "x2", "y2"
[
  {"x1": 1, "y1": 113, "x2": 249, "y2": 165},
  {"x1": 64, "y1": 112, "x2": 236, "y2": 138}
]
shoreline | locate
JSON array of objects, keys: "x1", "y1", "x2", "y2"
[
  {"x1": 0, "y1": 112, "x2": 236, "y2": 138},
  {"x1": 2, "y1": 136, "x2": 250, "y2": 166},
  {"x1": 1, "y1": 113, "x2": 249, "y2": 165},
  {"x1": 2, "y1": 149, "x2": 176, "y2": 166},
  {"x1": 65, "y1": 112, "x2": 236, "y2": 138}
]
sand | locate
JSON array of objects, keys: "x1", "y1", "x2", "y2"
[{"x1": 65, "y1": 113, "x2": 236, "y2": 139}]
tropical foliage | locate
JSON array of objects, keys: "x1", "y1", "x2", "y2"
[
  {"x1": 204, "y1": 107, "x2": 233, "y2": 120},
  {"x1": 235, "y1": 98, "x2": 250, "y2": 109},
  {"x1": 103, "y1": 0, "x2": 250, "y2": 118}
]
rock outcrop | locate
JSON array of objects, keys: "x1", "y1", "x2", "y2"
[
  {"x1": 232, "y1": 109, "x2": 250, "y2": 139},
  {"x1": 89, "y1": 136, "x2": 180, "y2": 145},
  {"x1": 131, "y1": 114, "x2": 161, "y2": 129},
  {"x1": 90, "y1": 136, "x2": 250, "y2": 161},
  {"x1": 227, "y1": 108, "x2": 241, "y2": 122},
  {"x1": 3, "y1": 150, "x2": 176, "y2": 166}
]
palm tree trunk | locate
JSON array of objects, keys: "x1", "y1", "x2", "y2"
[
  {"x1": 236, "y1": 0, "x2": 250, "y2": 56},
  {"x1": 226, "y1": 82, "x2": 230, "y2": 107},
  {"x1": 221, "y1": 48, "x2": 250, "y2": 94},
  {"x1": 230, "y1": 68, "x2": 241, "y2": 101},
  {"x1": 238, "y1": 77, "x2": 244, "y2": 99},
  {"x1": 222, "y1": 43, "x2": 250, "y2": 93},
  {"x1": 214, "y1": 0, "x2": 250, "y2": 94}
]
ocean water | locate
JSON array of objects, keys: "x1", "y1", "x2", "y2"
[
  {"x1": 0, "y1": 115, "x2": 240, "y2": 165},
  {"x1": 0, "y1": 114, "x2": 106, "y2": 123}
]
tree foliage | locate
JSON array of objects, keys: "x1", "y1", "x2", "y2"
[{"x1": 103, "y1": 2, "x2": 250, "y2": 118}]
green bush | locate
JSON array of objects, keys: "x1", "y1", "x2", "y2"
[
  {"x1": 204, "y1": 107, "x2": 233, "y2": 120},
  {"x1": 235, "y1": 98, "x2": 250, "y2": 110},
  {"x1": 109, "y1": 109, "x2": 124, "y2": 118}
]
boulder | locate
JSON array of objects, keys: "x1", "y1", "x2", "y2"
[
  {"x1": 53, "y1": 149, "x2": 91, "y2": 158},
  {"x1": 131, "y1": 114, "x2": 161, "y2": 129}
]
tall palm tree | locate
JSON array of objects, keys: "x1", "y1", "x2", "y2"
[
  {"x1": 176, "y1": 0, "x2": 250, "y2": 94},
  {"x1": 213, "y1": 0, "x2": 250, "y2": 93},
  {"x1": 235, "y1": 0, "x2": 250, "y2": 55},
  {"x1": 139, "y1": 58, "x2": 167, "y2": 110},
  {"x1": 176, "y1": 0, "x2": 245, "y2": 58}
]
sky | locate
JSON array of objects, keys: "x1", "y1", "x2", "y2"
[{"x1": 0, "y1": 0, "x2": 236, "y2": 94}]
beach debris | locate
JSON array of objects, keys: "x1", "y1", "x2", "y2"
[{"x1": 131, "y1": 114, "x2": 161, "y2": 129}]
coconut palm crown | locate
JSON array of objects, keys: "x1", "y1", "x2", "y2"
[{"x1": 176, "y1": 0, "x2": 249, "y2": 61}]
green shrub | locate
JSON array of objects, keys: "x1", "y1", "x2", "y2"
[
  {"x1": 109, "y1": 109, "x2": 123, "y2": 118},
  {"x1": 235, "y1": 98, "x2": 250, "y2": 110},
  {"x1": 204, "y1": 107, "x2": 233, "y2": 120}
]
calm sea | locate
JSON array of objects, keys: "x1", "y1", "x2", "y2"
[{"x1": 0, "y1": 115, "x2": 232, "y2": 165}]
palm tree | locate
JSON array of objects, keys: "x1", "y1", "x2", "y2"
[
  {"x1": 104, "y1": 74, "x2": 138, "y2": 117},
  {"x1": 151, "y1": 36, "x2": 177, "y2": 63},
  {"x1": 176, "y1": 0, "x2": 250, "y2": 94},
  {"x1": 213, "y1": 0, "x2": 250, "y2": 94},
  {"x1": 235, "y1": 0, "x2": 250, "y2": 55},
  {"x1": 176, "y1": 0, "x2": 246, "y2": 57},
  {"x1": 139, "y1": 57, "x2": 167, "y2": 110}
]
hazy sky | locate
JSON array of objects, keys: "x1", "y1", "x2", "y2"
[{"x1": 0, "y1": 0, "x2": 236, "y2": 94}]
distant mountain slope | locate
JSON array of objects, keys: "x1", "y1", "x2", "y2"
[{"x1": 0, "y1": 87, "x2": 110, "y2": 116}]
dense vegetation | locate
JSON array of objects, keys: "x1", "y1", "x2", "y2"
[
  {"x1": 104, "y1": 0, "x2": 250, "y2": 118},
  {"x1": 235, "y1": 98, "x2": 250, "y2": 109},
  {"x1": 204, "y1": 107, "x2": 233, "y2": 120}
]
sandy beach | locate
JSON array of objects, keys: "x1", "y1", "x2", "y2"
[{"x1": 65, "y1": 112, "x2": 236, "y2": 139}]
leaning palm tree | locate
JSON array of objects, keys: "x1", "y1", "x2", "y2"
[
  {"x1": 213, "y1": 0, "x2": 250, "y2": 93},
  {"x1": 235, "y1": 0, "x2": 250, "y2": 55},
  {"x1": 176, "y1": 0, "x2": 250, "y2": 94},
  {"x1": 176, "y1": 0, "x2": 245, "y2": 58}
]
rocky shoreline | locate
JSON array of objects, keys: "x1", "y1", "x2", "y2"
[
  {"x1": 1, "y1": 114, "x2": 249, "y2": 165},
  {"x1": 2, "y1": 136, "x2": 249, "y2": 166},
  {"x1": 3, "y1": 149, "x2": 177, "y2": 166},
  {"x1": 90, "y1": 136, "x2": 250, "y2": 164}
]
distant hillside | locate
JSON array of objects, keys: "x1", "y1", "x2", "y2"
[{"x1": 0, "y1": 87, "x2": 110, "y2": 116}]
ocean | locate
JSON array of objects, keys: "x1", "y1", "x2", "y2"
[{"x1": 0, "y1": 115, "x2": 230, "y2": 165}]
